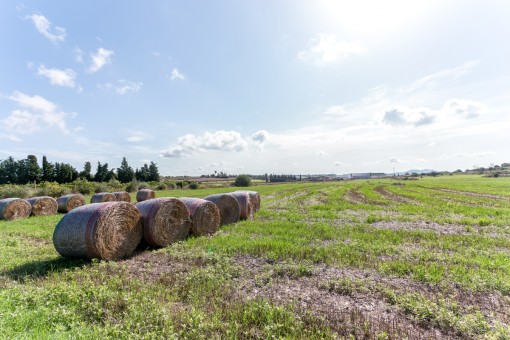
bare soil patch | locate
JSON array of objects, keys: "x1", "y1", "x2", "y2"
[
  {"x1": 374, "y1": 186, "x2": 418, "y2": 204},
  {"x1": 423, "y1": 187, "x2": 510, "y2": 201}
]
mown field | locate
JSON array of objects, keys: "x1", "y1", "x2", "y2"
[{"x1": 1, "y1": 175, "x2": 510, "y2": 339}]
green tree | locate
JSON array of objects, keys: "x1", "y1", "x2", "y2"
[
  {"x1": 135, "y1": 164, "x2": 150, "y2": 182},
  {"x1": 0, "y1": 157, "x2": 19, "y2": 184},
  {"x1": 148, "y1": 161, "x2": 160, "y2": 182},
  {"x1": 117, "y1": 157, "x2": 135, "y2": 183},
  {"x1": 234, "y1": 174, "x2": 251, "y2": 187},
  {"x1": 42, "y1": 155, "x2": 55, "y2": 182},
  {"x1": 79, "y1": 161, "x2": 92, "y2": 181}
]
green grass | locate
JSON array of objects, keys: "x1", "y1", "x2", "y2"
[{"x1": 1, "y1": 175, "x2": 510, "y2": 338}]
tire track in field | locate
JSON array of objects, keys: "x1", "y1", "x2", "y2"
[
  {"x1": 420, "y1": 186, "x2": 510, "y2": 201},
  {"x1": 374, "y1": 186, "x2": 418, "y2": 204}
]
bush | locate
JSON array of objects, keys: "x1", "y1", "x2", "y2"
[
  {"x1": 36, "y1": 181, "x2": 71, "y2": 197},
  {"x1": 125, "y1": 181, "x2": 139, "y2": 193},
  {"x1": 0, "y1": 185, "x2": 33, "y2": 199},
  {"x1": 188, "y1": 182, "x2": 199, "y2": 190},
  {"x1": 68, "y1": 179, "x2": 96, "y2": 195},
  {"x1": 234, "y1": 175, "x2": 252, "y2": 187}
]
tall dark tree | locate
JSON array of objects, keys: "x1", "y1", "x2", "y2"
[
  {"x1": 0, "y1": 157, "x2": 19, "y2": 184},
  {"x1": 42, "y1": 155, "x2": 55, "y2": 182},
  {"x1": 148, "y1": 161, "x2": 160, "y2": 181},
  {"x1": 79, "y1": 161, "x2": 92, "y2": 181},
  {"x1": 25, "y1": 155, "x2": 42, "y2": 183},
  {"x1": 54, "y1": 162, "x2": 78, "y2": 184},
  {"x1": 135, "y1": 164, "x2": 150, "y2": 182},
  {"x1": 117, "y1": 157, "x2": 134, "y2": 183}
]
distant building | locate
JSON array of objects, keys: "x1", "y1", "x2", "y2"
[{"x1": 349, "y1": 173, "x2": 387, "y2": 180}]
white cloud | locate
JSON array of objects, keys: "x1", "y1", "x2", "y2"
[
  {"x1": 1, "y1": 91, "x2": 70, "y2": 139},
  {"x1": 298, "y1": 33, "x2": 366, "y2": 64},
  {"x1": 74, "y1": 47, "x2": 84, "y2": 63},
  {"x1": 89, "y1": 48, "x2": 114, "y2": 73},
  {"x1": 382, "y1": 106, "x2": 435, "y2": 127},
  {"x1": 126, "y1": 131, "x2": 151, "y2": 142},
  {"x1": 251, "y1": 130, "x2": 269, "y2": 143},
  {"x1": 161, "y1": 130, "x2": 248, "y2": 158},
  {"x1": 444, "y1": 98, "x2": 487, "y2": 119},
  {"x1": 317, "y1": 151, "x2": 328, "y2": 156},
  {"x1": 37, "y1": 65, "x2": 77, "y2": 89},
  {"x1": 171, "y1": 68, "x2": 185, "y2": 81},
  {"x1": 27, "y1": 14, "x2": 65, "y2": 43},
  {"x1": 98, "y1": 80, "x2": 142, "y2": 95}
]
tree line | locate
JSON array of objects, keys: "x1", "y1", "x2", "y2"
[{"x1": 0, "y1": 155, "x2": 160, "y2": 185}]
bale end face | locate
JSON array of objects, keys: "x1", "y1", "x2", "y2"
[
  {"x1": 27, "y1": 196, "x2": 58, "y2": 216},
  {"x1": 0, "y1": 198, "x2": 32, "y2": 221},
  {"x1": 56, "y1": 194, "x2": 86, "y2": 213},
  {"x1": 179, "y1": 197, "x2": 221, "y2": 236}
]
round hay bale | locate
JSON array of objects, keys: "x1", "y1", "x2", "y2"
[
  {"x1": 90, "y1": 192, "x2": 116, "y2": 204},
  {"x1": 135, "y1": 198, "x2": 191, "y2": 247},
  {"x1": 0, "y1": 198, "x2": 32, "y2": 221},
  {"x1": 56, "y1": 194, "x2": 86, "y2": 213},
  {"x1": 229, "y1": 191, "x2": 254, "y2": 220},
  {"x1": 203, "y1": 193, "x2": 240, "y2": 225},
  {"x1": 113, "y1": 191, "x2": 132, "y2": 203},
  {"x1": 235, "y1": 190, "x2": 261, "y2": 212},
  {"x1": 136, "y1": 189, "x2": 155, "y2": 202},
  {"x1": 178, "y1": 197, "x2": 220, "y2": 236},
  {"x1": 53, "y1": 202, "x2": 143, "y2": 260},
  {"x1": 26, "y1": 196, "x2": 58, "y2": 216}
]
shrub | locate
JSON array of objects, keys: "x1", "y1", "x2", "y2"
[
  {"x1": 36, "y1": 181, "x2": 71, "y2": 197},
  {"x1": 234, "y1": 175, "x2": 251, "y2": 187},
  {"x1": 68, "y1": 179, "x2": 96, "y2": 195},
  {"x1": 188, "y1": 182, "x2": 199, "y2": 190},
  {"x1": 125, "y1": 181, "x2": 139, "y2": 193},
  {"x1": 0, "y1": 185, "x2": 33, "y2": 199}
]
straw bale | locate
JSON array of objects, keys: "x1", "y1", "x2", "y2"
[
  {"x1": 91, "y1": 192, "x2": 116, "y2": 204},
  {"x1": 203, "y1": 193, "x2": 240, "y2": 225},
  {"x1": 135, "y1": 198, "x2": 191, "y2": 247},
  {"x1": 53, "y1": 202, "x2": 142, "y2": 260},
  {"x1": 0, "y1": 198, "x2": 32, "y2": 221},
  {"x1": 26, "y1": 196, "x2": 58, "y2": 216},
  {"x1": 229, "y1": 191, "x2": 254, "y2": 220},
  {"x1": 137, "y1": 189, "x2": 155, "y2": 202},
  {"x1": 235, "y1": 190, "x2": 261, "y2": 212},
  {"x1": 178, "y1": 197, "x2": 220, "y2": 236},
  {"x1": 113, "y1": 191, "x2": 132, "y2": 203},
  {"x1": 56, "y1": 194, "x2": 86, "y2": 213}
]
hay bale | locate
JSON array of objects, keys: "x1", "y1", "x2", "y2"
[
  {"x1": 235, "y1": 190, "x2": 261, "y2": 212},
  {"x1": 136, "y1": 189, "x2": 155, "y2": 202},
  {"x1": 56, "y1": 194, "x2": 86, "y2": 213},
  {"x1": 113, "y1": 191, "x2": 132, "y2": 203},
  {"x1": 53, "y1": 202, "x2": 142, "y2": 260},
  {"x1": 26, "y1": 196, "x2": 58, "y2": 216},
  {"x1": 229, "y1": 191, "x2": 254, "y2": 220},
  {"x1": 203, "y1": 193, "x2": 240, "y2": 225},
  {"x1": 178, "y1": 197, "x2": 220, "y2": 236},
  {"x1": 0, "y1": 198, "x2": 32, "y2": 221},
  {"x1": 135, "y1": 198, "x2": 191, "y2": 247},
  {"x1": 90, "y1": 192, "x2": 116, "y2": 204}
]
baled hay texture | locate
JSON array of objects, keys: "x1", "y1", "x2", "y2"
[
  {"x1": 0, "y1": 198, "x2": 32, "y2": 221},
  {"x1": 113, "y1": 191, "x2": 132, "y2": 203},
  {"x1": 56, "y1": 194, "x2": 86, "y2": 213},
  {"x1": 90, "y1": 192, "x2": 116, "y2": 204},
  {"x1": 179, "y1": 197, "x2": 220, "y2": 236},
  {"x1": 53, "y1": 202, "x2": 143, "y2": 260},
  {"x1": 229, "y1": 191, "x2": 254, "y2": 220},
  {"x1": 236, "y1": 190, "x2": 261, "y2": 212},
  {"x1": 27, "y1": 196, "x2": 58, "y2": 216},
  {"x1": 136, "y1": 189, "x2": 155, "y2": 202},
  {"x1": 203, "y1": 193, "x2": 240, "y2": 225},
  {"x1": 135, "y1": 198, "x2": 191, "y2": 247}
]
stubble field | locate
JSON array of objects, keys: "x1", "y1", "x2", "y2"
[{"x1": 1, "y1": 175, "x2": 509, "y2": 339}]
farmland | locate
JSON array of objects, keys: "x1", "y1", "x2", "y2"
[{"x1": 1, "y1": 175, "x2": 510, "y2": 338}]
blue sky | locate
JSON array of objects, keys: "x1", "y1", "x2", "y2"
[{"x1": 1, "y1": 1, "x2": 509, "y2": 176}]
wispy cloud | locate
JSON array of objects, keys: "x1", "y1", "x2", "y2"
[
  {"x1": 27, "y1": 14, "x2": 66, "y2": 43},
  {"x1": 36, "y1": 65, "x2": 78, "y2": 89},
  {"x1": 298, "y1": 33, "x2": 366, "y2": 64},
  {"x1": 1, "y1": 91, "x2": 71, "y2": 140},
  {"x1": 88, "y1": 48, "x2": 114, "y2": 73},
  {"x1": 97, "y1": 79, "x2": 142, "y2": 95},
  {"x1": 170, "y1": 68, "x2": 185, "y2": 81}
]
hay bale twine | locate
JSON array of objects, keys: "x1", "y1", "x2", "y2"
[
  {"x1": 0, "y1": 198, "x2": 32, "y2": 221},
  {"x1": 27, "y1": 196, "x2": 58, "y2": 216},
  {"x1": 90, "y1": 192, "x2": 116, "y2": 204},
  {"x1": 179, "y1": 197, "x2": 220, "y2": 236},
  {"x1": 203, "y1": 193, "x2": 240, "y2": 225},
  {"x1": 229, "y1": 191, "x2": 254, "y2": 220},
  {"x1": 135, "y1": 198, "x2": 191, "y2": 247},
  {"x1": 113, "y1": 191, "x2": 132, "y2": 203},
  {"x1": 56, "y1": 194, "x2": 86, "y2": 213},
  {"x1": 136, "y1": 189, "x2": 155, "y2": 202},
  {"x1": 235, "y1": 190, "x2": 261, "y2": 212},
  {"x1": 53, "y1": 202, "x2": 142, "y2": 260}
]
